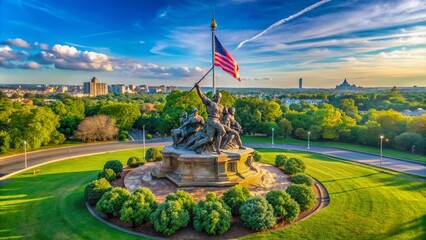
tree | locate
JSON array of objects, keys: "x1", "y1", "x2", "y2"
[
  {"x1": 99, "y1": 102, "x2": 141, "y2": 130},
  {"x1": 265, "y1": 190, "x2": 300, "y2": 223},
  {"x1": 239, "y1": 197, "x2": 276, "y2": 231},
  {"x1": 394, "y1": 132, "x2": 424, "y2": 153},
  {"x1": 193, "y1": 192, "x2": 232, "y2": 235},
  {"x1": 221, "y1": 185, "x2": 251, "y2": 215},
  {"x1": 263, "y1": 100, "x2": 282, "y2": 122},
  {"x1": 75, "y1": 115, "x2": 118, "y2": 142},
  {"x1": 120, "y1": 188, "x2": 157, "y2": 227},
  {"x1": 291, "y1": 173, "x2": 314, "y2": 187},
  {"x1": 277, "y1": 118, "x2": 293, "y2": 138},
  {"x1": 96, "y1": 187, "x2": 130, "y2": 218}
]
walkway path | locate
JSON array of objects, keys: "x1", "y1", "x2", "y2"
[{"x1": 1, "y1": 138, "x2": 425, "y2": 180}]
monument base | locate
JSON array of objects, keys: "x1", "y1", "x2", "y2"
[{"x1": 151, "y1": 145, "x2": 259, "y2": 187}]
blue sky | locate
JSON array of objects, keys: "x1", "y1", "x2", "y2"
[{"x1": 0, "y1": 0, "x2": 425, "y2": 88}]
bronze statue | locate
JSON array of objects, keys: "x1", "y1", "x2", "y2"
[
  {"x1": 221, "y1": 107, "x2": 246, "y2": 150},
  {"x1": 171, "y1": 108, "x2": 204, "y2": 148},
  {"x1": 189, "y1": 83, "x2": 227, "y2": 154}
]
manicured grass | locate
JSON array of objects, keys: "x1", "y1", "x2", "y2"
[
  {"x1": 245, "y1": 148, "x2": 426, "y2": 240},
  {"x1": 1, "y1": 148, "x2": 425, "y2": 239},
  {"x1": 242, "y1": 136, "x2": 426, "y2": 164}
]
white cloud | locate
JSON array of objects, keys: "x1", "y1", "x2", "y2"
[{"x1": 2, "y1": 38, "x2": 33, "y2": 49}]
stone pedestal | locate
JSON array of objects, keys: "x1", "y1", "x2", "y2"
[{"x1": 151, "y1": 145, "x2": 259, "y2": 187}]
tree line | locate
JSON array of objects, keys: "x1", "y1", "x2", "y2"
[{"x1": 0, "y1": 89, "x2": 424, "y2": 154}]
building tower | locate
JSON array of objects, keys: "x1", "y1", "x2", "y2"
[
  {"x1": 83, "y1": 77, "x2": 108, "y2": 97},
  {"x1": 299, "y1": 78, "x2": 303, "y2": 89}
]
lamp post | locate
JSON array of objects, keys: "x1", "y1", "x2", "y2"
[
  {"x1": 23, "y1": 140, "x2": 27, "y2": 168},
  {"x1": 307, "y1": 131, "x2": 311, "y2": 150},
  {"x1": 143, "y1": 125, "x2": 146, "y2": 160},
  {"x1": 272, "y1": 128, "x2": 274, "y2": 145},
  {"x1": 380, "y1": 135, "x2": 384, "y2": 167}
]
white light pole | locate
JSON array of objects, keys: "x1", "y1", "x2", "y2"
[
  {"x1": 143, "y1": 125, "x2": 146, "y2": 160},
  {"x1": 380, "y1": 135, "x2": 384, "y2": 167},
  {"x1": 23, "y1": 140, "x2": 27, "y2": 168},
  {"x1": 272, "y1": 128, "x2": 274, "y2": 145},
  {"x1": 307, "y1": 131, "x2": 311, "y2": 150}
]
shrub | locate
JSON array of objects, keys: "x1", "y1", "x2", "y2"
[
  {"x1": 253, "y1": 151, "x2": 262, "y2": 162},
  {"x1": 118, "y1": 133, "x2": 128, "y2": 141},
  {"x1": 239, "y1": 197, "x2": 276, "y2": 231},
  {"x1": 166, "y1": 190, "x2": 196, "y2": 216},
  {"x1": 97, "y1": 168, "x2": 116, "y2": 182},
  {"x1": 221, "y1": 185, "x2": 251, "y2": 216},
  {"x1": 275, "y1": 154, "x2": 288, "y2": 168},
  {"x1": 150, "y1": 200, "x2": 190, "y2": 235},
  {"x1": 291, "y1": 173, "x2": 314, "y2": 187},
  {"x1": 120, "y1": 188, "x2": 158, "y2": 227},
  {"x1": 84, "y1": 178, "x2": 112, "y2": 205},
  {"x1": 286, "y1": 184, "x2": 316, "y2": 212},
  {"x1": 284, "y1": 157, "x2": 306, "y2": 175},
  {"x1": 127, "y1": 156, "x2": 146, "y2": 168},
  {"x1": 266, "y1": 190, "x2": 300, "y2": 223},
  {"x1": 103, "y1": 160, "x2": 123, "y2": 174},
  {"x1": 193, "y1": 193, "x2": 232, "y2": 235},
  {"x1": 145, "y1": 147, "x2": 162, "y2": 162},
  {"x1": 146, "y1": 133, "x2": 153, "y2": 139},
  {"x1": 96, "y1": 187, "x2": 130, "y2": 218}
]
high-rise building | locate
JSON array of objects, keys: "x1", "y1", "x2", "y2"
[
  {"x1": 129, "y1": 84, "x2": 136, "y2": 92},
  {"x1": 109, "y1": 84, "x2": 126, "y2": 94},
  {"x1": 299, "y1": 78, "x2": 303, "y2": 89},
  {"x1": 83, "y1": 77, "x2": 108, "y2": 96}
]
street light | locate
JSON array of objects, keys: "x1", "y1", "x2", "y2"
[
  {"x1": 23, "y1": 140, "x2": 27, "y2": 168},
  {"x1": 272, "y1": 128, "x2": 274, "y2": 145},
  {"x1": 143, "y1": 125, "x2": 146, "y2": 160},
  {"x1": 380, "y1": 135, "x2": 384, "y2": 167},
  {"x1": 307, "y1": 131, "x2": 311, "y2": 150}
]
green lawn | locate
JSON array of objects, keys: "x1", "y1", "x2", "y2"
[
  {"x1": 1, "y1": 148, "x2": 425, "y2": 239},
  {"x1": 242, "y1": 136, "x2": 426, "y2": 164}
]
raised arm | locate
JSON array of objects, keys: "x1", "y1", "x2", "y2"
[{"x1": 194, "y1": 83, "x2": 210, "y2": 105}]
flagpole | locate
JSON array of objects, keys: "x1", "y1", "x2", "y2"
[{"x1": 211, "y1": 16, "x2": 217, "y2": 94}]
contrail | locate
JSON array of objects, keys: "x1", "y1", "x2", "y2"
[{"x1": 236, "y1": 0, "x2": 331, "y2": 50}]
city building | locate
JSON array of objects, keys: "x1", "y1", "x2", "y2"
[
  {"x1": 299, "y1": 78, "x2": 303, "y2": 89},
  {"x1": 281, "y1": 98, "x2": 328, "y2": 105},
  {"x1": 83, "y1": 77, "x2": 108, "y2": 97},
  {"x1": 335, "y1": 78, "x2": 362, "y2": 91},
  {"x1": 128, "y1": 84, "x2": 137, "y2": 92},
  {"x1": 57, "y1": 86, "x2": 68, "y2": 93},
  {"x1": 109, "y1": 84, "x2": 126, "y2": 94}
]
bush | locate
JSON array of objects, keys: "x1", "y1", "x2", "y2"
[
  {"x1": 127, "y1": 156, "x2": 146, "y2": 168},
  {"x1": 284, "y1": 157, "x2": 306, "y2": 175},
  {"x1": 96, "y1": 187, "x2": 130, "y2": 218},
  {"x1": 275, "y1": 154, "x2": 288, "y2": 168},
  {"x1": 97, "y1": 168, "x2": 116, "y2": 182},
  {"x1": 145, "y1": 147, "x2": 162, "y2": 162},
  {"x1": 118, "y1": 133, "x2": 128, "y2": 141},
  {"x1": 166, "y1": 190, "x2": 196, "y2": 216},
  {"x1": 286, "y1": 184, "x2": 316, "y2": 212},
  {"x1": 146, "y1": 133, "x2": 153, "y2": 139},
  {"x1": 253, "y1": 151, "x2": 262, "y2": 162},
  {"x1": 84, "y1": 178, "x2": 112, "y2": 205},
  {"x1": 266, "y1": 190, "x2": 300, "y2": 223},
  {"x1": 103, "y1": 160, "x2": 123, "y2": 174},
  {"x1": 150, "y1": 200, "x2": 190, "y2": 235},
  {"x1": 221, "y1": 185, "x2": 251, "y2": 216},
  {"x1": 120, "y1": 188, "x2": 158, "y2": 227},
  {"x1": 239, "y1": 197, "x2": 276, "y2": 231},
  {"x1": 291, "y1": 173, "x2": 314, "y2": 187},
  {"x1": 193, "y1": 193, "x2": 232, "y2": 235}
]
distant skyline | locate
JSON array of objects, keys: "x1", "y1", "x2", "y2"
[{"x1": 0, "y1": 0, "x2": 425, "y2": 88}]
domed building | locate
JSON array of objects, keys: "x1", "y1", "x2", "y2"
[{"x1": 335, "y1": 78, "x2": 361, "y2": 91}]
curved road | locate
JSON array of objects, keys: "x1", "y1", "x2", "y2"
[{"x1": 1, "y1": 138, "x2": 425, "y2": 181}]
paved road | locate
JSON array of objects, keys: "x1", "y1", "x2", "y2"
[
  {"x1": 0, "y1": 137, "x2": 172, "y2": 178},
  {"x1": 1, "y1": 137, "x2": 425, "y2": 179},
  {"x1": 245, "y1": 143, "x2": 426, "y2": 177}
]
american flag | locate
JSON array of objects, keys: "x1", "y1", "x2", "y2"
[{"x1": 214, "y1": 36, "x2": 241, "y2": 81}]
